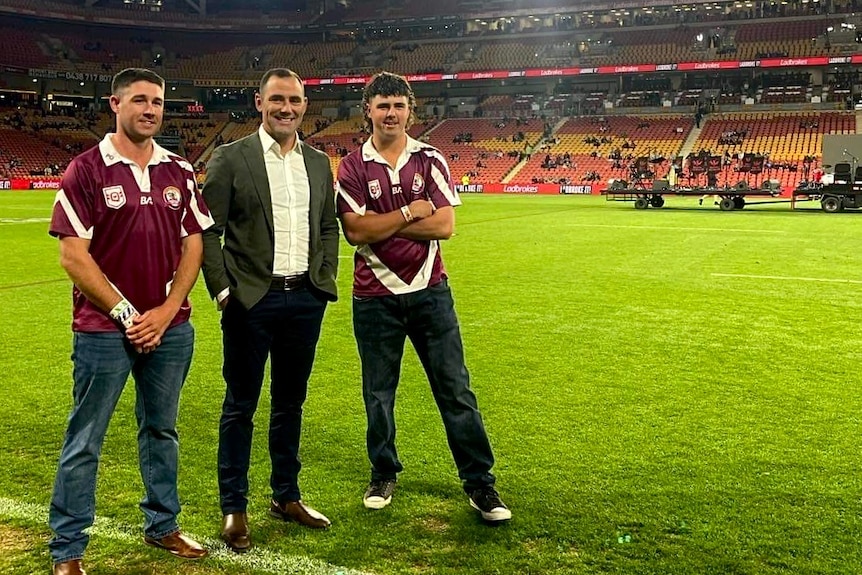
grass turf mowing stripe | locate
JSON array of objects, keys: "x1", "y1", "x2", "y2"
[
  {"x1": 0, "y1": 497, "x2": 375, "y2": 575},
  {"x1": 0, "y1": 278, "x2": 67, "y2": 290},
  {"x1": 712, "y1": 272, "x2": 862, "y2": 284},
  {"x1": 568, "y1": 223, "x2": 788, "y2": 233},
  {"x1": 0, "y1": 217, "x2": 51, "y2": 224}
]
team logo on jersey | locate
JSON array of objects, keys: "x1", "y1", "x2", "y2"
[
  {"x1": 411, "y1": 173, "x2": 425, "y2": 194},
  {"x1": 368, "y1": 179, "x2": 382, "y2": 200},
  {"x1": 102, "y1": 185, "x2": 126, "y2": 209},
  {"x1": 163, "y1": 186, "x2": 182, "y2": 210}
]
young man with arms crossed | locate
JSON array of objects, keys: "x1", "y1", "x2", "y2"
[
  {"x1": 336, "y1": 71, "x2": 510, "y2": 523},
  {"x1": 48, "y1": 68, "x2": 213, "y2": 575}
]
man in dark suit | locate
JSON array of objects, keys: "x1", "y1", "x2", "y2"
[{"x1": 201, "y1": 68, "x2": 339, "y2": 553}]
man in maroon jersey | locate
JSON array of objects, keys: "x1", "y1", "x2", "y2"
[
  {"x1": 336, "y1": 72, "x2": 511, "y2": 523},
  {"x1": 47, "y1": 68, "x2": 212, "y2": 575}
]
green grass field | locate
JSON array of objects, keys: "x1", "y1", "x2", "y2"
[{"x1": 1, "y1": 191, "x2": 860, "y2": 575}]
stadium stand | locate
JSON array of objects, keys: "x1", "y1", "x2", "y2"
[
  {"x1": 512, "y1": 115, "x2": 692, "y2": 186},
  {"x1": 422, "y1": 118, "x2": 546, "y2": 184},
  {"x1": 0, "y1": 0, "x2": 860, "y2": 192},
  {"x1": 689, "y1": 111, "x2": 856, "y2": 188}
]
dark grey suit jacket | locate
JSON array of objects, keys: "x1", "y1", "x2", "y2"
[{"x1": 201, "y1": 132, "x2": 339, "y2": 309}]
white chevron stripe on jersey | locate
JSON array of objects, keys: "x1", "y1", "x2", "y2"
[
  {"x1": 54, "y1": 188, "x2": 92, "y2": 239},
  {"x1": 337, "y1": 181, "x2": 366, "y2": 215},
  {"x1": 357, "y1": 239, "x2": 439, "y2": 295}
]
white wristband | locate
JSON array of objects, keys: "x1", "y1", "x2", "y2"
[
  {"x1": 109, "y1": 298, "x2": 139, "y2": 330},
  {"x1": 400, "y1": 205, "x2": 414, "y2": 222}
]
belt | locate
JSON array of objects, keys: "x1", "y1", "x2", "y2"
[{"x1": 270, "y1": 273, "x2": 307, "y2": 291}]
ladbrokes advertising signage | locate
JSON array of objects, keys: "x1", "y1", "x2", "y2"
[{"x1": 455, "y1": 183, "x2": 595, "y2": 195}]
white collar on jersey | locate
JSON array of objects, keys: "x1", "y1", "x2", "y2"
[
  {"x1": 258, "y1": 124, "x2": 304, "y2": 156},
  {"x1": 361, "y1": 135, "x2": 424, "y2": 164},
  {"x1": 99, "y1": 134, "x2": 173, "y2": 167}
]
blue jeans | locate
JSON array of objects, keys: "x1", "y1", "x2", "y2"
[
  {"x1": 218, "y1": 287, "x2": 327, "y2": 513},
  {"x1": 48, "y1": 322, "x2": 194, "y2": 564},
  {"x1": 353, "y1": 280, "x2": 496, "y2": 493}
]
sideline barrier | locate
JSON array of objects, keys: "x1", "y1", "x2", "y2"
[
  {"x1": 1, "y1": 178, "x2": 62, "y2": 190},
  {"x1": 455, "y1": 183, "x2": 595, "y2": 195},
  {"x1": 454, "y1": 183, "x2": 792, "y2": 197}
]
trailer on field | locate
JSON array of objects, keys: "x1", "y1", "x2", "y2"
[{"x1": 602, "y1": 184, "x2": 785, "y2": 211}]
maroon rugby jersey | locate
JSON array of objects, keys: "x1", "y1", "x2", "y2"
[
  {"x1": 336, "y1": 136, "x2": 461, "y2": 297},
  {"x1": 50, "y1": 135, "x2": 213, "y2": 332}
]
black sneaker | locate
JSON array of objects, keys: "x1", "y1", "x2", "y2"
[
  {"x1": 469, "y1": 486, "x2": 512, "y2": 522},
  {"x1": 363, "y1": 479, "x2": 396, "y2": 509}
]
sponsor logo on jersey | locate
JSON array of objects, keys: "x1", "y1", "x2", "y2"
[
  {"x1": 368, "y1": 179, "x2": 382, "y2": 199},
  {"x1": 102, "y1": 185, "x2": 126, "y2": 209},
  {"x1": 163, "y1": 186, "x2": 182, "y2": 210},
  {"x1": 391, "y1": 184, "x2": 403, "y2": 195},
  {"x1": 411, "y1": 173, "x2": 425, "y2": 194},
  {"x1": 140, "y1": 196, "x2": 153, "y2": 205}
]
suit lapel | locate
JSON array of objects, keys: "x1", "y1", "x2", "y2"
[
  {"x1": 300, "y1": 142, "x2": 322, "y2": 217},
  {"x1": 241, "y1": 135, "x2": 274, "y2": 235}
]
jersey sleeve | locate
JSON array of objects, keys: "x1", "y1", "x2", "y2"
[
  {"x1": 178, "y1": 163, "x2": 214, "y2": 237},
  {"x1": 49, "y1": 158, "x2": 94, "y2": 239},
  {"x1": 425, "y1": 150, "x2": 462, "y2": 209},
  {"x1": 336, "y1": 153, "x2": 367, "y2": 216}
]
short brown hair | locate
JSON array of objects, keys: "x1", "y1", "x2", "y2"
[
  {"x1": 111, "y1": 68, "x2": 165, "y2": 96},
  {"x1": 259, "y1": 68, "x2": 304, "y2": 95}
]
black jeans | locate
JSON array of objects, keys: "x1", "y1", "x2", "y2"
[
  {"x1": 218, "y1": 287, "x2": 326, "y2": 513},
  {"x1": 353, "y1": 280, "x2": 496, "y2": 493}
]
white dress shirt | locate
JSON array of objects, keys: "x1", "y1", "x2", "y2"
[{"x1": 259, "y1": 125, "x2": 311, "y2": 277}]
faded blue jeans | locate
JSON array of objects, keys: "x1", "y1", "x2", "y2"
[
  {"x1": 48, "y1": 321, "x2": 194, "y2": 564},
  {"x1": 353, "y1": 280, "x2": 496, "y2": 493}
]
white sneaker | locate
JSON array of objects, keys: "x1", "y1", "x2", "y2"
[
  {"x1": 469, "y1": 486, "x2": 512, "y2": 522},
  {"x1": 363, "y1": 479, "x2": 396, "y2": 509}
]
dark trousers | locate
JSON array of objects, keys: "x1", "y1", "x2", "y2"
[
  {"x1": 218, "y1": 287, "x2": 327, "y2": 513},
  {"x1": 352, "y1": 280, "x2": 496, "y2": 493}
]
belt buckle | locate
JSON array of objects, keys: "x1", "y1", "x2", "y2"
[{"x1": 284, "y1": 274, "x2": 304, "y2": 291}]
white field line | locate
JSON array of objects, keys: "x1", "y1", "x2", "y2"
[
  {"x1": 568, "y1": 223, "x2": 787, "y2": 234},
  {"x1": 0, "y1": 496, "x2": 374, "y2": 575},
  {"x1": 2, "y1": 207, "x2": 53, "y2": 211},
  {"x1": 0, "y1": 217, "x2": 51, "y2": 224},
  {"x1": 712, "y1": 272, "x2": 862, "y2": 284}
]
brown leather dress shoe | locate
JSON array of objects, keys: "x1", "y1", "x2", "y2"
[
  {"x1": 221, "y1": 511, "x2": 251, "y2": 553},
  {"x1": 143, "y1": 531, "x2": 208, "y2": 559},
  {"x1": 269, "y1": 499, "x2": 331, "y2": 529},
  {"x1": 52, "y1": 559, "x2": 86, "y2": 575}
]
